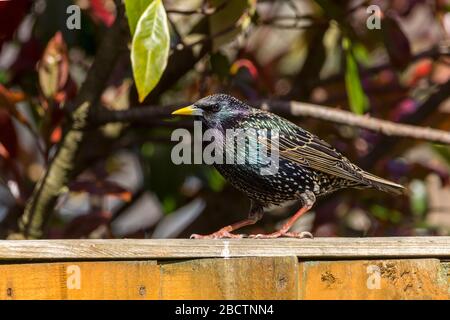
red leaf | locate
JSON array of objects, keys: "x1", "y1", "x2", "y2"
[
  {"x1": 50, "y1": 126, "x2": 62, "y2": 144},
  {"x1": 408, "y1": 59, "x2": 433, "y2": 86},
  {"x1": 0, "y1": 84, "x2": 28, "y2": 130},
  {"x1": 90, "y1": 0, "x2": 116, "y2": 27},
  {"x1": 230, "y1": 59, "x2": 259, "y2": 79},
  {"x1": 0, "y1": 84, "x2": 25, "y2": 104},
  {"x1": 0, "y1": 143, "x2": 9, "y2": 159}
]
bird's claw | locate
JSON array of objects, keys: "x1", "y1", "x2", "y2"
[
  {"x1": 284, "y1": 231, "x2": 314, "y2": 239},
  {"x1": 190, "y1": 231, "x2": 245, "y2": 239},
  {"x1": 249, "y1": 231, "x2": 314, "y2": 239}
]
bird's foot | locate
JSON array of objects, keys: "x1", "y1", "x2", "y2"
[
  {"x1": 190, "y1": 230, "x2": 245, "y2": 239},
  {"x1": 249, "y1": 230, "x2": 313, "y2": 239},
  {"x1": 284, "y1": 231, "x2": 314, "y2": 238}
]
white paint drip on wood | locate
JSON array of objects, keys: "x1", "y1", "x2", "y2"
[{"x1": 221, "y1": 241, "x2": 230, "y2": 259}]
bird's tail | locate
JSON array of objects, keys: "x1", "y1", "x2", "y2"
[{"x1": 361, "y1": 171, "x2": 406, "y2": 195}]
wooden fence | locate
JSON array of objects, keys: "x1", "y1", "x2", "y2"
[{"x1": 0, "y1": 237, "x2": 449, "y2": 299}]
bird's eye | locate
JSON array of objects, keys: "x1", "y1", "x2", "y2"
[
  {"x1": 204, "y1": 104, "x2": 220, "y2": 112},
  {"x1": 211, "y1": 105, "x2": 220, "y2": 112}
]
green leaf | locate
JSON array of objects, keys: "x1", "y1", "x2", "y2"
[
  {"x1": 124, "y1": 0, "x2": 154, "y2": 36},
  {"x1": 370, "y1": 204, "x2": 402, "y2": 224},
  {"x1": 343, "y1": 38, "x2": 369, "y2": 114},
  {"x1": 131, "y1": 0, "x2": 170, "y2": 102},
  {"x1": 432, "y1": 144, "x2": 450, "y2": 165},
  {"x1": 352, "y1": 42, "x2": 370, "y2": 66},
  {"x1": 162, "y1": 195, "x2": 177, "y2": 214},
  {"x1": 409, "y1": 180, "x2": 427, "y2": 217},
  {"x1": 0, "y1": 70, "x2": 9, "y2": 84},
  {"x1": 205, "y1": 168, "x2": 226, "y2": 192}
]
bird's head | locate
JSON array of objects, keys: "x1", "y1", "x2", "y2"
[{"x1": 171, "y1": 94, "x2": 252, "y2": 128}]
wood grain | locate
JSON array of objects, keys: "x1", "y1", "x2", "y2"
[
  {"x1": 0, "y1": 257, "x2": 298, "y2": 299},
  {"x1": 0, "y1": 261, "x2": 160, "y2": 300},
  {"x1": 0, "y1": 237, "x2": 449, "y2": 260},
  {"x1": 298, "y1": 259, "x2": 449, "y2": 300},
  {"x1": 1, "y1": 258, "x2": 447, "y2": 299},
  {"x1": 159, "y1": 257, "x2": 298, "y2": 299}
]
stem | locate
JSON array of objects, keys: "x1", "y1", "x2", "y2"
[{"x1": 16, "y1": 4, "x2": 128, "y2": 239}]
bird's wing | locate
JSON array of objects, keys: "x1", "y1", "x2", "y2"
[
  {"x1": 276, "y1": 128, "x2": 365, "y2": 183},
  {"x1": 243, "y1": 110, "x2": 366, "y2": 184}
]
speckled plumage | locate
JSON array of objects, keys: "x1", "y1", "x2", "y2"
[
  {"x1": 174, "y1": 94, "x2": 404, "y2": 238},
  {"x1": 196, "y1": 94, "x2": 404, "y2": 208}
]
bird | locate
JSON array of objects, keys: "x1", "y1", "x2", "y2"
[{"x1": 172, "y1": 94, "x2": 405, "y2": 239}]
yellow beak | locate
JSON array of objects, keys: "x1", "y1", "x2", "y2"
[{"x1": 171, "y1": 105, "x2": 203, "y2": 116}]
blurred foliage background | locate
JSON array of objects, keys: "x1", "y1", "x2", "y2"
[{"x1": 0, "y1": 0, "x2": 450, "y2": 239}]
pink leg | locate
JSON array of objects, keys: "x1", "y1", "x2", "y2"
[
  {"x1": 249, "y1": 191, "x2": 316, "y2": 239},
  {"x1": 190, "y1": 218, "x2": 258, "y2": 239},
  {"x1": 191, "y1": 202, "x2": 264, "y2": 239}
]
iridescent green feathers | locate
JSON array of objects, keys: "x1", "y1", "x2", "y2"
[{"x1": 193, "y1": 94, "x2": 405, "y2": 203}]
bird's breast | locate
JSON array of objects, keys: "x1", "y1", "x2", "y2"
[{"x1": 213, "y1": 159, "x2": 325, "y2": 206}]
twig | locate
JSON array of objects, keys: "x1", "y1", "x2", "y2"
[
  {"x1": 258, "y1": 22, "x2": 320, "y2": 30},
  {"x1": 168, "y1": 16, "x2": 185, "y2": 48},
  {"x1": 93, "y1": 96, "x2": 450, "y2": 146},
  {"x1": 361, "y1": 79, "x2": 450, "y2": 168},
  {"x1": 166, "y1": 9, "x2": 209, "y2": 15},
  {"x1": 166, "y1": 1, "x2": 227, "y2": 16},
  {"x1": 260, "y1": 14, "x2": 317, "y2": 22},
  {"x1": 257, "y1": 13, "x2": 325, "y2": 30},
  {"x1": 262, "y1": 100, "x2": 450, "y2": 145},
  {"x1": 285, "y1": 0, "x2": 301, "y2": 17},
  {"x1": 92, "y1": 105, "x2": 178, "y2": 125},
  {"x1": 180, "y1": 24, "x2": 238, "y2": 49}
]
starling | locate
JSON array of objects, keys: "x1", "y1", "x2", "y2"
[{"x1": 172, "y1": 94, "x2": 405, "y2": 239}]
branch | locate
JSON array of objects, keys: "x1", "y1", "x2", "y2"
[
  {"x1": 16, "y1": 4, "x2": 129, "y2": 239},
  {"x1": 92, "y1": 95, "x2": 450, "y2": 146},
  {"x1": 178, "y1": 23, "x2": 238, "y2": 50},
  {"x1": 258, "y1": 14, "x2": 326, "y2": 30},
  {"x1": 262, "y1": 100, "x2": 450, "y2": 145},
  {"x1": 92, "y1": 104, "x2": 178, "y2": 125},
  {"x1": 166, "y1": 1, "x2": 227, "y2": 16},
  {"x1": 360, "y1": 79, "x2": 450, "y2": 168}
]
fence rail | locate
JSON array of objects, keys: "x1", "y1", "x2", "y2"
[
  {"x1": 0, "y1": 237, "x2": 449, "y2": 260},
  {"x1": 0, "y1": 237, "x2": 449, "y2": 299}
]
